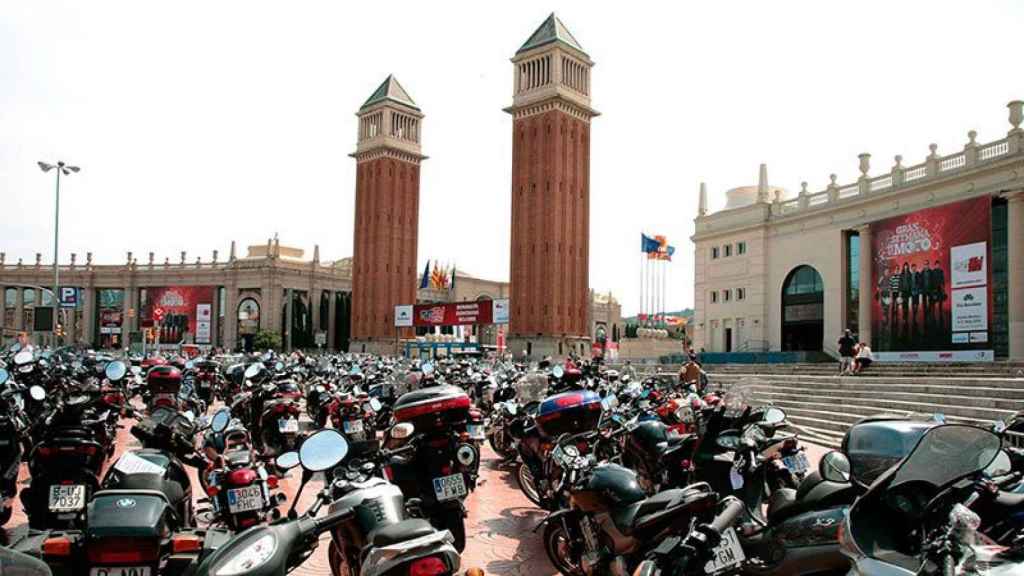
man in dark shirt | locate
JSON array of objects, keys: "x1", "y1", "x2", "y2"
[
  {"x1": 912, "y1": 263, "x2": 925, "y2": 338},
  {"x1": 929, "y1": 259, "x2": 945, "y2": 333},
  {"x1": 838, "y1": 329, "x2": 856, "y2": 374}
]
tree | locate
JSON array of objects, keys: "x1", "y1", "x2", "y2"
[{"x1": 253, "y1": 330, "x2": 282, "y2": 351}]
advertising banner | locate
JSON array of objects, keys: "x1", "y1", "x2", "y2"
[
  {"x1": 492, "y1": 299, "x2": 510, "y2": 325},
  {"x1": 870, "y1": 196, "x2": 991, "y2": 357},
  {"x1": 143, "y1": 286, "x2": 215, "y2": 345},
  {"x1": 414, "y1": 301, "x2": 493, "y2": 327}
]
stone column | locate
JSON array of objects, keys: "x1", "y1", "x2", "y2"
[
  {"x1": 81, "y1": 286, "x2": 95, "y2": 346},
  {"x1": 285, "y1": 288, "x2": 294, "y2": 352},
  {"x1": 311, "y1": 289, "x2": 322, "y2": 342},
  {"x1": 14, "y1": 287, "x2": 23, "y2": 331},
  {"x1": 223, "y1": 284, "x2": 237, "y2": 351},
  {"x1": 67, "y1": 298, "x2": 77, "y2": 344},
  {"x1": 327, "y1": 291, "x2": 337, "y2": 350},
  {"x1": 1008, "y1": 191, "x2": 1024, "y2": 360},
  {"x1": 122, "y1": 285, "x2": 132, "y2": 350},
  {"x1": 857, "y1": 225, "x2": 873, "y2": 346}
]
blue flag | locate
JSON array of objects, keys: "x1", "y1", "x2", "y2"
[
  {"x1": 640, "y1": 234, "x2": 660, "y2": 253},
  {"x1": 419, "y1": 260, "x2": 430, "y2": 289}
]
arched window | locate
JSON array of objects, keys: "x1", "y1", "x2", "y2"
[{"x1": 237, "y1": 298, "x2": 260, "y2": 335}]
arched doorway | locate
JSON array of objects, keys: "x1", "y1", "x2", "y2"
[
  {"x1": 237, "y1": 298, "x2": 260, "y2": 352},
  {"x1": 781, "y1": 265, "x2": 824, "y2": 351}
]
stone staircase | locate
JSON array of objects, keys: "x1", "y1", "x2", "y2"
[{"x1": 704, "y1": 363, "x2": 1024, "y2": 448}]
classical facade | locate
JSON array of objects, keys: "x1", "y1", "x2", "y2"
[
  {"x1": 350, "y1": 76, "x2": 424, "y2": 353},
  {"x1": 692, "y1": 100, "x2": 1024, "y2": 361},
  {"x1": 0, "y1": 240, "x2": 352, "y2": 352},
  {"x1": 506, "y1": 14, "x2": 598, "y2": 359}
]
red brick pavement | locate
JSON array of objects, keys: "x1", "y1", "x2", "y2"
[{"x1": 2, "y1": 418, "x2": 831, "y2": 576}]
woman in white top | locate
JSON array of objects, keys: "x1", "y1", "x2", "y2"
[{"x1": 853, "y1": 343, "x2": 873, "y2": 374}]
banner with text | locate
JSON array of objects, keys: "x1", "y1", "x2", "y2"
[
  {"x1": 398, "y1": 299, "x2": 510, "y2": 327},
  {"x1": 869, "y1": 196, "x2": 991, "y2": 357}
]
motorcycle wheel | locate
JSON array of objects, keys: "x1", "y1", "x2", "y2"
[
  {"x1": 488, "y1": 430, "x2": 518, "y2": 461},
  {"x1": 433, "y1": 507, "x2": 466, "y2": 552},
  {"x1": 516, "y1": 463, "x2": 543, "y2": 508},
  {"x1": 543, "y1": 521, "x2": 585, "y2": 576},
  {"x1": 327, "y1": 541, "x2": 357, "y2": 576}
]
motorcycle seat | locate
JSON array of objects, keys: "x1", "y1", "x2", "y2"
[
  {"x1": 368, "y1": 518, "x2": 436, "y2": 547},
  {"x1": 767, "y1": 473, "x2": 854, "y2": 524},
  {"x1": 612, "y1": 486, "x2": 708, "y2": 535}
]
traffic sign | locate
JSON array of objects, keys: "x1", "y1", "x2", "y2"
[
  {"x1": 58, "y1": 287, "x2": 79, "y2": 309},
  {"x1": 153, "y1": 307, "x2": 165, "y2": 322}
]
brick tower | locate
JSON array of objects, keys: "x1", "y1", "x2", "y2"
[
  {"x1": 505, "y1": 14, "x2": 598, "y2": 359},
  {"x1": 350, "y1": 75, "x2": 424, "y2": 353}
]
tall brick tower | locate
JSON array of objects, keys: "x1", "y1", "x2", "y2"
[
  {"x1": 505, "y1": 14, "x2": 598, "y2": 359},
  {"x1": 350, "y1": 75, "x2": 424, "y2": 353}
]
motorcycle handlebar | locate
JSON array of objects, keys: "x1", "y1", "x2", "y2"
[
  {"x1": 313, "y1": 505, "x2": 354, "y2": 534},
  {"x1": 708, "y1": 497, "x2": 745, "y2": 535}
]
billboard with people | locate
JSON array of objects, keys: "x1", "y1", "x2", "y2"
[
  {"x1": 142, "y1": 286, "x2": 215, "y2": 345},
  {"x1": 870, "y1": 196, "x2": 993, "y2": 361}
]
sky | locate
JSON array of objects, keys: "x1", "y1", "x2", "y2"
[{"x1": 2, "y1": 1, "x2": 1021, "y2": 316}]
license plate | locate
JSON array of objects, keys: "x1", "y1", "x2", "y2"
[
  {"x1": 343, "y1": 419, "x2": 364, "y2": 434},
  {"x1": 48, "y1": 485, "x2": 86, "y2": 512},
  {"x1": 90, "y1": 567, "x2": 152, "y2": 576},
  {"x1": 467, "y1": 424, "x2": 485, "y2": 441},
  {"x1": 432, "y1": 473, "x2": 468, "y2": 501},
  {"x1": 226, "y1": 485, "x2": 264, "y2": 514},
  {"x1": 704, "y1": 527, "x2": 746, "y2": 573},
  {"x1": 278, "y1": 418, "x2": 299, "y2": 433},
  {"x1": 782, "y1": 452, "x2": 810, "y2": 474}
]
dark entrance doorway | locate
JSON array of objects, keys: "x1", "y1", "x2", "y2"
[
  {"x1": 781, "y1": 265, "x2": 824, "y2": 351},
  {"x1": 724, "y1": 328, "x2": 733, "y2": 352}
]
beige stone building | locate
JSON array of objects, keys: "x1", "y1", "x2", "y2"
[
  {"x1": 692, "y1": 100, "x2": 1024, "y2": 361},
  {"x1": 0, "y1": 239, "x2": 620, "y2": 353}
]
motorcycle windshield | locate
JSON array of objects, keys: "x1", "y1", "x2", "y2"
[
  {"x1": 844, "y1": 419, "x2": 936, "y2": 485},
  {"x1": 722, "y1": 379, "x2": 758, "y2": 417},
  {"x1": 891, "y1": 424, "x2": 1001, "y2": 490},
  {"x1": 516, "y1": 373, "x2": 549, "y2": 404}
]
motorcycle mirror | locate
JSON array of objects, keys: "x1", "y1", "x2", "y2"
[
  {"x1": 276, "y1": 451, "x2": 300, "y2": 470},
  {"x1": 244, "y1": 364, "x2": 261, "y2": 379},
  {"x1": 0, "y1": 368, "x2": 8, "y2": 385},
  {"x1": 105, "y1": 360, "x2": 128, "y2": 382},
  {"x1": 390, "y1": 422, "x2": 415, "y2": 440},
  {"x1": 984, "y1": 450, "x2": 1013, "y2": 478},
  {"x1": 29, "y1": 385, "x2": 46, "y2": 402},
  {"x1": 763, "y1": 407, "x2": 786, "y2": 426},
  {"x1": 819, "y1": 450, "x2": 852, "y2": 483},
  {"x1": 552, "y1": 365, "x2": 565, "y2": 379},
  {"x1": 299, "y1": 429, "x2": 349, "y2": 472},
  {"x1": 13, "y1": 350, "x2": 33, "y2": 366},
  {"x1": 369, "y1": 398, "x2": 382, "y2": 412},
  {"x1": 211, "y1": 409, "x2": 231, "y2": 433}
]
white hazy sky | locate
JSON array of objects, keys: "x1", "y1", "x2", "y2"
[{"x1": 2, "y1": 1, "x2": 1021, "y2": 316}]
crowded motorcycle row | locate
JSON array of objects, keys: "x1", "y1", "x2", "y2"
[{"x1": 1, "y1": 344, "x2": 1023, "y2": 576}]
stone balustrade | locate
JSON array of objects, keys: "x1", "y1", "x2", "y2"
[{"x1": 751, "y1": 100, "x2": 1024, "y2": 218}]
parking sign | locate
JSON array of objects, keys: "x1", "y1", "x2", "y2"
[{"x1": 59, "y1": 287, "x2": 79, "y2": 309}]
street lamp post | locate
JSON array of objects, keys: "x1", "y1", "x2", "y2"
[{"x1": 38, "y1": 161, "x2": 80, "y2": 345}]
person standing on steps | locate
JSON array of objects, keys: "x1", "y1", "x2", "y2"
[{"x1": 838, "y1": 329, "x2": 856, "y2": 375}]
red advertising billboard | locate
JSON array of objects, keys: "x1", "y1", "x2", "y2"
[
  {"x1": 870, "y1": 196, "x2": 992, "y2": 359},
  {"x1": 143, "y1": 286, "x2": 215, "y2": 345},
  {"x1": 395, "y1": 299, "x2": 510, "y2": 328}
]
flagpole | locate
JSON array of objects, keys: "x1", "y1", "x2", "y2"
[{"x1": 639, "y1": 247, "x2": 644, "y2": 328}]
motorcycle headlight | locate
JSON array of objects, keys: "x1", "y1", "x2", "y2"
[
  {"x1": 456, "y1": 444, "x2": 477, "y2": 467},
  {"x1": 215, "y1": 533, "x2": 277, "y2": 576}
]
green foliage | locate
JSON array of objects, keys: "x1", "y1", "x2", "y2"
[{"x1": 253, "y1": 330, "x2": 282, "y2": 351}]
